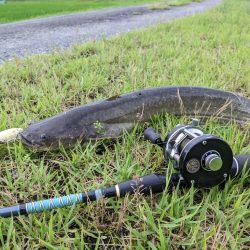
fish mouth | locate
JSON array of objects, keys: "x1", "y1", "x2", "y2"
[
  {"x1": 20, "y1": 134, "x2": 43, "y2": 149},
  {"x1": 20, "y1": 133, "x2": 59, "y2": 151}
]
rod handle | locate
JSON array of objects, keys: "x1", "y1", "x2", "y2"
[
  {"x1": 116, "y1": 174, "x2": 166, "y2": 197},
  {"x1": 230, "y1": 155, "x2": 250, "y2": 177}
]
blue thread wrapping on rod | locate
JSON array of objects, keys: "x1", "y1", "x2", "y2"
[
  {"x1": 26, "y1": 193, "x2": 84, "y2": 213},
  {"x1": 94, "y1": 189, "x2": 103, "y2": 200}
]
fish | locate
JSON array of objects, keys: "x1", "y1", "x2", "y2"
[{"x1": 19, "y1": 86, "x2": 250, "y2": 151}]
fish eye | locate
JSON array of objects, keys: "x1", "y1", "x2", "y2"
[{"x1": 40, "y1": 133, "x2": 47, "y2": 140}]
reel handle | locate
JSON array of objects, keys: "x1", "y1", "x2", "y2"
[{"x1": 144, "y1": 127, "x2": 163, "y2": 146}]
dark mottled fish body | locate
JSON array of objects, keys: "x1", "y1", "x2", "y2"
[{"x1": 20, "y1": 86, "x2": 250, "y2": 151}]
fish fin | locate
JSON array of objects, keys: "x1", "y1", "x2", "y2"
[
  {"x1": 89, "y1": 122, "x2": 134, "y2": 139},
  {"x1": 106, "y1": 95, "x2": 121, "y2": 101}
]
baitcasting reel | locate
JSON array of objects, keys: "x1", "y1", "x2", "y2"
[{"x1": 144, "y1": 119, "x2": 233, "y2": 188}]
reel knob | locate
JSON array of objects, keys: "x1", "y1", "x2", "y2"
[
  {"x1": 205, "y1": 154, "x2": 223, "y2": 171},
  {"x1": 144, "y1": 127, "x2": 163, "y2": 146}
]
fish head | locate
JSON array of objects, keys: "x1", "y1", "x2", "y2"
[{"x1": 20, "y1": 116, "x2": 89, "y2": 151}]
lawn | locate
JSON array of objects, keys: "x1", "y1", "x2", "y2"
[
  {"x1": 0, "y1": 0, "x2": 200, "y2": 23},
  {"x1": 0, "y1": 0, "x2": 249, "y2": 248}
]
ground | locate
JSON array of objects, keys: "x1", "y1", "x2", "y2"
[
  {"x1": 0, "y1": 0, "x2": 218, "y2": 63},
  {"x1": 0, "y1": 0, "x2": 249, "y2": 249},
  {"x1": 0, "y1": 0, "x2": 200, "y2": 23}
]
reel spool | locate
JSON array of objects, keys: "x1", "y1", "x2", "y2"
[{"x1": 144, "y1": 119, "x2": 233, "y2": 188}]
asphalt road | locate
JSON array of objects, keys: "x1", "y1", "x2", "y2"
[{"x1": 0, "y1": 0, "x2": 222, "y2": 64}]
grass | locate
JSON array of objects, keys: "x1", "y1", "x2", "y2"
[
  {"x1": 0, "y1": 0, "x2": 250, "y2": 248},
  {"x1": 0, "y1": 0, "x2": 197, "y2": 23},
  {"x1": 168, "y1": 0, "x2": 201, "y2": 6},
  {"x1": 149, "y1": 0, "x2": 200, "y2": 10}
]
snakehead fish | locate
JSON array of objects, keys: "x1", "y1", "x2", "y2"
[{"x1": 19, "y1": 86, "x2": 250, "y2": 151}]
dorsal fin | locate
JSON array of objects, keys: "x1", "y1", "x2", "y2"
[{"x1": 106, "y1": 95, "x2": 121, "y2": 101}]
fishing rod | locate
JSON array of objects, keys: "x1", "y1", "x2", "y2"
[{"x1": 0, "y1": 119, "x2": 249, "y2": 218}]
